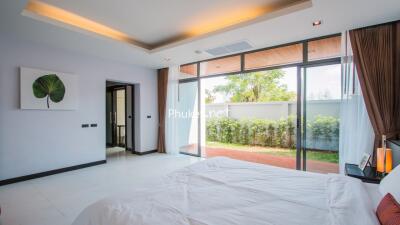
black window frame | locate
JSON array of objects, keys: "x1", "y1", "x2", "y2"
[{"x1": 178, "y1": 33, "x2": 342, "y2": 170}]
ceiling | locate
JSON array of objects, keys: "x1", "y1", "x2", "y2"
[
  {"x1": 1, "y1": 0, "x2": 400, "y2": 69},
  {"x1": 36, "y1": 0, "x2": 309, "y2": 49}
]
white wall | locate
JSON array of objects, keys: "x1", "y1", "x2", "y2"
[
  {"x1": 206, "y1": 100, "x2": 340, "y2": 121},
  {"x1": 0, "y1": 35, "x2": 158, "y2": 180}
]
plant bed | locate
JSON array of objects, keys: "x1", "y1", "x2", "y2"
[{"x1": 206, "y1": 141, "x2": 339, "y2": 164}]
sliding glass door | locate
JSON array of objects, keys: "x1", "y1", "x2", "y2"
[
  {"x1": 301, "y1": 64, "x2": 341, "y2": 173},
  {"x1": 177, "y1": 34, "x2": 342, "y2": 173},
  {"x1": 197, "y1": 64, "x2": 341, "y2": 173},
  {"x1": 201, "y1": 68, "x2": 299, "y2": 170},
  {"x1": 178, "y1": 80, "x2": 201, "y2": 156}
]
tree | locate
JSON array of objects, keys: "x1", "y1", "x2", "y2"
[
  {"x1": 205, "y1": 89, "x2": 216, "y2": 104},
  {"x1": 213, "y1": 70, "x2": 296, "y2": 103}
]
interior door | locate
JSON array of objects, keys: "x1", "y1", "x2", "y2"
[
  {"x1": 106, "y1": 85, "x2": 134, "y2": 150},
  {"x1": 126, "y1": 85, "x2": 134, "y2": 151},
  {"x1": 106, "y1": 90, "x2": 116, "y2": 146},
  {"x1": 106, "y1": 88, "x2": 120, "y2": 147}
]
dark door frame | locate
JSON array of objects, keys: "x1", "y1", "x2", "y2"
[
  {"x1": 106, "y1": 88, "x2": 116, "y2": 147},
  {"x1": 126, "y1": 84, "x2": 135, "y2": 152}
]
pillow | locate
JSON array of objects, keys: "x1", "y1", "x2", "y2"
[
  {"x1": 380, "y1": 164, "x2": 400, "y2": 202},
  {"x1": 376, "y1": 193, "x2": 400, "y2": 225}
]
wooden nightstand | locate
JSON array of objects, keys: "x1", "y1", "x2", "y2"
[{"x1": 345, "y1": 163, "x2": 382, "y2": 184}]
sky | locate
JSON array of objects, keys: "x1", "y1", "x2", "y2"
[{"x1": 201, "y1": 64, "x2": 341, "y2": 103}]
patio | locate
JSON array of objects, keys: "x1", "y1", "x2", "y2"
[{"x1": 180, "y1": 144, "x2": 339, "y2": 174}]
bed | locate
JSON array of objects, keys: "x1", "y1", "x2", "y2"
[{"x1": 72, "y1": 157, "x2": 380, "y2": 225}]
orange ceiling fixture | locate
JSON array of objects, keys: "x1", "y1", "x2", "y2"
[
  {"x1": 186, "y1": 7, "x2": 269, "y2": 37},
  {"x1": 23, "y1": 0, "x2": 148, "y2": 49},
  {"x1": 22, "y1": 0, "x2": 311, "y2": 51}
]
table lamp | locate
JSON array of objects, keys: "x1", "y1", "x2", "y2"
[{"x1": 377, "y1": 135, "x2": 393, "y2": 175}]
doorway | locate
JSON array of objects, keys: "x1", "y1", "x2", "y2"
[
  {"x1": 200, "y1": 68, "x2": 299, "y2": 170},
  {"x1": 106, "y1": 81, "x2": 135, "y2": 157},
  {"x1": 180, "y1": 64, "x2": 341, "y2": 173}
]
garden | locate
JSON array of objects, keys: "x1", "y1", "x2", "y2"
[{"x1": 206, "y1": 115, "x2": 339, "y2": 163}]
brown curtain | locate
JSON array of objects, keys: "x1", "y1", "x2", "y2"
[
  {"x1": 349, "y1": 21, "x2": 400, "y2": 163},
  {"x1": 157, "y1": 68, "x2": 169, "y2": 153}
]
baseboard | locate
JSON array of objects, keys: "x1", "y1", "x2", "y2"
[
  {"x1": 0, "y1": 160, "x2": 106, "y2": 186},
  {"x1": 132, "y1": 149, "x2": 158, "y2": 155}
]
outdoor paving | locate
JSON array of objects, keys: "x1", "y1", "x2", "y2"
[{"x1": 181, "y1": 145, "x2": 339, "y2": 174}]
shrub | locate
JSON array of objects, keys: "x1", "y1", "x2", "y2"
[
  {"x1": 206, "y1": 118, "x2": 218, "y2": 141},
  {"x1": 308, "y1": 116, "x2": 339, "y2": 142},
  {"x1": 286, "y1": 116, "x2": 296, "y2": 149},
  {"x1": 206, "y1": 115, "x2": 339, "y2": 150},
  {"x1": 238, "y1": 119, "x2": 250, "y2": 145},
  {"x1": 266, "y1": 122, "x2": 275, "y2": 147}
]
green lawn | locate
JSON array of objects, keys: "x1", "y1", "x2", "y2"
[{"x1": 206, "y1": 141, "x2": 339, "y2": 163}]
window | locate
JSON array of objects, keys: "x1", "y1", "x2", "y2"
[
  {"x1": 177, "y1": 34, "x2": 342, "y2": 174},
  {"x1": 200, "y1": 55, "x2": 241, "y2": 77},
  {"x1": 308, "y1": 36, "x2": 341, "y2": 61},
  {"x1": 244, "y1": 43, "x2": 303, "y2": 70},
  {"x1": 178, "y1": 81, "x2": 199, "y2": 156},
  {"x1": 180, "y1": 63, "x2": 197, "y2": 79}
]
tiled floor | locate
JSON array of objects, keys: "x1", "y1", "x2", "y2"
[{"x1": 0, "y1": 151, "x2": 201, "y2": 225}]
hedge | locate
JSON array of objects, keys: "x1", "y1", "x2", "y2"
[{"x1": 206, "y1": 115, "x2": 339, "y2": 149}]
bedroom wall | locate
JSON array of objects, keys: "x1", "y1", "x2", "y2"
[{"x1": 0, "y1": 35, "x2": 159, "y2": 181}]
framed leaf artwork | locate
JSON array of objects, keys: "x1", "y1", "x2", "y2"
[{"x1": 20, "y1": 67, "x2": 78, "y2": 110}]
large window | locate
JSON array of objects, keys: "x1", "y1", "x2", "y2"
[
  {"x1": 178, "y1": 81, "x2": 200, "y2": 156},
  {"x1": 302, "y1": 64, "x2": 341, "y2": 173},
  {"x1": 178, "y1": 34, "x2": 342, "y2": 173},
  {"x1": 244, "y1": 43, "x2": 303, "y2": 70},
  {"x1": 307, "y1": 36, "x2": 341, "y2": 61},
  {"x1": 179, "y1": 63, "x2": 198, "y2": 79},
  {"x1": 200, "y1": 55, "x2": 241, "y2": 77},
  {"x1": 202, "y1": 68, "x2": 298, "y2": 170}
]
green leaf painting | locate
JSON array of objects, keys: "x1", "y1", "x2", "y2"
[{"x1": 32, "y1": 74, "x2": 66, "y2": 109}]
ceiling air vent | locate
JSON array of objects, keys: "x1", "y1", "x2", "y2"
[{"x1": 205, "y1": 41, "x2": 253, "y2": 57}]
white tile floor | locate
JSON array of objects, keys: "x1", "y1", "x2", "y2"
[{"x1": 0, "y1": 151, "x2": 201, "y2": 225}]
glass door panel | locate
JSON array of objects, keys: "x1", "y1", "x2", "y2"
[
  {"x1": 116, "y1": 89, "x2": 126, "y2": 147},
  {"x1": 302, "y1": 64, "x2": 341, "y2": 173},
  {"x1": 201, "y1": 68, "x2": 299, "y2": 170},
  {"x1": 178, "y1": 81, "x2": 200, "y2": 156}
]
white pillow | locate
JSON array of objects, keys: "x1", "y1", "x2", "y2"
[{"x1": 379, "y1": 164, "x2": 400, "y2": 202}]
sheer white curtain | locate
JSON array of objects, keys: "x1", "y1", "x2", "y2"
[
  {"x1": 165, "y1": 66, "x2": 180, "y2": 154},
  {"x1": 339, "y1": 32, "x2": 375, "y2": 173}
]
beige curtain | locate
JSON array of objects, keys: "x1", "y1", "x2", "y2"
[
  {"x1": 157, "y1": 68, "x2": 169, "y2": 153},
  {"x1": 349, "y1": 21, "x2": 400, "y2": 163}
]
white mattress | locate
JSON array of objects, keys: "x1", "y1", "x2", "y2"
[{"x1": 73, "y1": 157, "x2": 379, "y2": 225}]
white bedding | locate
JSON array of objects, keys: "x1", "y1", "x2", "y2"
[
  {"x1": 364, "y1": 183, "x2": 383, "y2": 210},
  {"x1": 73, "y1": 157, "x2": 379, "y2": 225}
]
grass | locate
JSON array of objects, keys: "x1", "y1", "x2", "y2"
[{"x1": 206, "y1": 141, "x2": 339, "y2": 163}]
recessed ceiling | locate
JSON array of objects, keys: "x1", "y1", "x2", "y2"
[
  {"x1": 23, "y1": 0, "x2": 311, "y2": 51},
  {"x1": 0, "y1": 0, "x2": 399, "y2": 69}
]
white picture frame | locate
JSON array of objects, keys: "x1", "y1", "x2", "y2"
[
  {"x1": 359, "y1": 153, "x2": 371, "y2": 171},
  {"x1": 20, "y1": 67, "x2": 78, "y2": 110}
]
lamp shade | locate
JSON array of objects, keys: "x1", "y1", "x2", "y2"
[
  {"x1": 377, "y1": 147, "x2": 393, "y2": 173},
  {"x1": 386, "y1": 149, "x2": 393, "y2": 173},
  {"x1": 377, "y1": 148, "x2": 385, "y2": 173}
]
